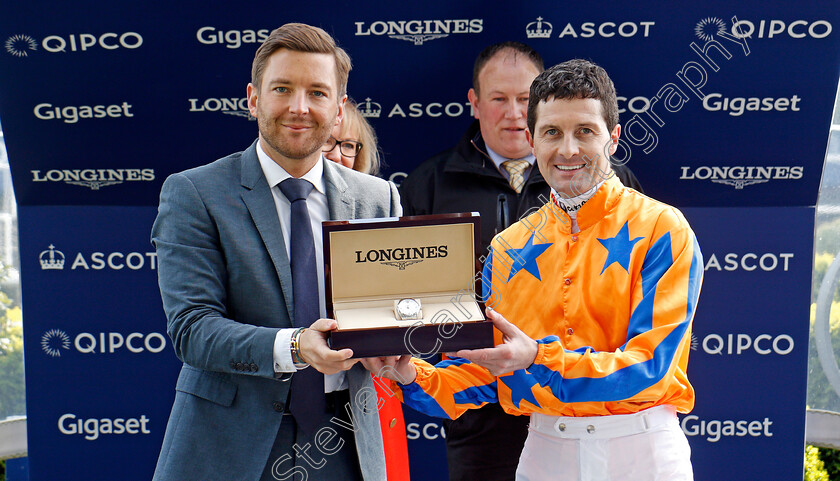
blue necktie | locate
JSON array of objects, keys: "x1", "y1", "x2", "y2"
[{"x1": 279, "y1": 177, "x2": 326, "y2": 434}]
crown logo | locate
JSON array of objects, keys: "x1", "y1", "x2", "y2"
[
  {"x1": 358, "y1": 97, "x2": 382, "y2": 118},
  {"x1": 39, "y1": 244, "x2": 65, "y2": 270},
  {"x1": 526, "y1": 17, "x2": 553, "y2": 39}
]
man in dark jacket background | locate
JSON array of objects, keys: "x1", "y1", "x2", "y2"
[{"x1": 399, "y1": 41, "x2": 643, "y2": 481}]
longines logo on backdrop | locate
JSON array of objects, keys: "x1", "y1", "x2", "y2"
[
  {"x1": 354, "y1": 19, "x2": 483, "y2": 45},
  {"x1": 525, "y1": 16, "x2": 654, "y2": 39},
  {"x1": 679, "y1": 166, "x2": 803, "y2": 189},
  {"x1": 41, "y1": 328, "x2": 167, "y2": 357},
  {"x1": 30, "y1": 168, "x2": 155, "y2": 190},
  {"x1": 4, "y1": 31, "x2": 143, "y2": 57},
  {"x1": 355, "y1": 245, "x2": 448, "y2": 270},
  {"x1": 357, "y1": 97, "x2": 472, "y2": 119},
  {"x1": 188, "y1": 97, "x2": 254, "y2": 120},
  {"x1": 39, "y1": 245, "x2": 158, "y2": 271}
]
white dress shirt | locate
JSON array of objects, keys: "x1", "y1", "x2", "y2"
[{"x1": 256, "y1": 142, "x2": 347, "y2": 392}]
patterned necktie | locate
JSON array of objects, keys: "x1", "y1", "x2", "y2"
[
  {"x1": 502, "y1": 159, "x2": 531, "y2": 194},
  {"x1": 278, "y1": 177, "x2": 325, "y2": 434}
]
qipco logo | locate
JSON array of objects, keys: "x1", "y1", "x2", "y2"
[
  {"x1": 42, "y1": 329, "x2": 167, "y2": 357},
  {"x1": 41, "y1": 32, "x2": 143, "y2": 53},
  {"x1": 701, "y1": 333, "x2": 794, "y2": 356}
]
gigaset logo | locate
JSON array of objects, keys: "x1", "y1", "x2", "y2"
[
  {"x1": 58, "y1": 413, "x2": 151, "y2": 441},
  {"x1": 702, "y1": 93, "x2": 801, "y2": 116},
  {"x1": 681, "y1": 415, "x2": 773, "y2": 442},
  {"x1": 195, "y1": 26, "x2": 269, "y2": 49}
]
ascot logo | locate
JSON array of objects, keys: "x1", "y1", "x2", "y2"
[
  {"x1": 38, "y1": 245, "x2": 157, "y2": 271},
  {"x1": 524, "y1": 17, "x2": 655, "y2": 38},
  {"x1": 358, "y1": 98, "x2": 382, "y2": 119},
  {"x1": 40, "y1": 244, "x2": 65, "y2": 270},
  {"x1": 704, "y1": 252, "x2": 794, "y2": 272},
  {"x1": 5, "y1": 31, "x2": 143, "y2": 56},
  {"x1": 188, "y1": 97, "x2": 254, "y2": 120},
  {"x1": 41, "y1": 329, "x2": 71, "y2": 357},
  {"x1": 354, "y1": 19, "x2": 483, "y2": 45},
  {"x1": 42, "y1": 329, "x2": 167, "y2": 356},
  {"x1": 356, "y1": 96, "x2": 473, "y2": 119},
  {"x1": 5, "y1": 34, "x2": 37, "y2": 57},
  {"x1": 526, "y1": 17, "x2": 553, "y2": 39},
  {"x1": 355, "y1": 245, "x2": 448, "y2": 270},
  {"x1": 31, "y1": 168, "x2": 155, "y2": 190},
  {"x1": 679, "y1": 166, "x2": 803, "y2": 189}
]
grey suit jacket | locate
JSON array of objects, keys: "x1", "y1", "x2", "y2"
[{"x1": 151, "y1": 140, "x2": 400, "y2": 481}]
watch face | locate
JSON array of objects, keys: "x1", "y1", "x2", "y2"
[{"x1": 397, "y1": 298, "x2": 422, "y2": 320}]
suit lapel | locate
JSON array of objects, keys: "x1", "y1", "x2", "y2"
[
  {"x1": 323, "y1": 160, "x2": 355, "y2": 221},
  {"x1": 239, "y1": 141, "x2": 295, "y2": 318}
]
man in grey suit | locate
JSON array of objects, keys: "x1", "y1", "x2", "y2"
[{"x1": 151, "y1": 23, "x2": 398, "y2": 481}]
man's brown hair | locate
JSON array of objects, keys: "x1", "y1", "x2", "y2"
[
  {"x1": 251, "y1": 23, "x2": 352, "y2": 98},
  {"x1": 527, "y1": 59, "x2": 619, "y2": 135}
]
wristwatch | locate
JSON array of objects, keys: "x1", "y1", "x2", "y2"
[{"x1": 395, "y1": 298, "x2": 423, "y2": 320}]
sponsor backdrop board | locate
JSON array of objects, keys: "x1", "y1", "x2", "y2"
[
  {"x1": 0, "y1": 1, "x2": 836, "y2": 480},
  {"x1": 683, "y1": 207, "x2": 814, "y2": 480},
  {"x1": 17, "y1": 206, "x2": 181, "y2": 481}
]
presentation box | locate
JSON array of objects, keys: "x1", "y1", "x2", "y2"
[{"x1": 324, "y1": 213, "x2": 492, "y2": 358}]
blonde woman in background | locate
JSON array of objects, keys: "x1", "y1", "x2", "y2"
[
  {"x1": 322, "y1": 99, "x2": 381, "y2": 176},
  {"x1": 323, "y1": 98, "x2": 408, "y2": 479}
]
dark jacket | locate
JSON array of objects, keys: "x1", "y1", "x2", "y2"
[{"x1": 400, "y1": 120, "x2": 643, "y2": 254}]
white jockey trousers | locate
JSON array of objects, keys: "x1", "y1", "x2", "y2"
[{"x1": 516, "y1": 405, "x2": 693, "y2": 481}]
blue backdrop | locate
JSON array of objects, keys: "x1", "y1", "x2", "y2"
[{"x1": 1, "y1": 1, "x2": 838, "y2": 479}]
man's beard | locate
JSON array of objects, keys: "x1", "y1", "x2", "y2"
[{"x1": 257, "y1": 112, "x2": 334, "y2": 160}]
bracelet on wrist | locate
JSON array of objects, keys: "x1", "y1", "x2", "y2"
[{"x1": 290, "y1": 327, "x2": 309, "y2": 369}]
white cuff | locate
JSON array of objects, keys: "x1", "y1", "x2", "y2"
[{"x1": 273, "y1": 328, "x2": 300, "y2": 373}]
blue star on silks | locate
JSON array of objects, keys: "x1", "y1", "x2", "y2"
[
  {"x1": 505, "y1": 233, "x2": 553, "y2": 281},
  {"x1": 499, "y1": 370, "x2": 542, "y2": 409},
  {"x1": 597, "y1": 221, "x2": 644, "y2": 275}
]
